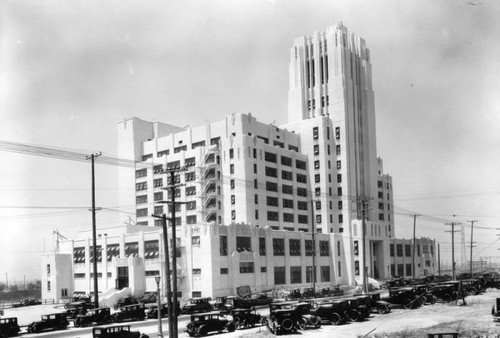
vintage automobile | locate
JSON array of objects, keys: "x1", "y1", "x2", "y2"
[
  {"x1": 306, "y1": 299, "x2": 349, "y2": 325},
  {"x1": 145, "y1": 303, "x2": 168, "y2": 319},
  {"x1": 27, "y1": 313, "x2": 69, "y2": 333},
  {"x1": 112, "y1": 304, "x2": 145, "y2": 323},
  {"x1": 293, "y1": 302, "x2": 322, "y2": 329},
  {"x1": 181, "y1": 297, "x2": 213, "y2": 314},
  {"x1": 74, "y1": 307, "x2": 112, "y2": 327},
  {"x1": 92, "y1": 325, "x2": 148, "y2": 338},
  {"x1": 267, "y1": 302, "x2": 302, "y2": 334},
  {"x1": 383, "y1": 287, "x2": 424, "y2": 309},
  {"x1": 185, "y1": 311, "x2": 236, "y2": 337},
  {"x1": 0, "y1": 317, "x2": 20, "y2": 337},
  {"x1": 65, "y1": 301, "x2": 92, "y2": 320},
  {"x1": 368, "y1": 293, "x2": 392, "y2": 314},
  {"x1": 343, "y1": 297, "x2": 370, "y2": 321},
  {"x1": 114, "y1": 296, "x2": 138, "y2": 310},
  {"x1": 230, "y1": 308, "x2": 265, "y2": 329},
  {"x1": 220, "y1": 294, "x2": 273, "y2": 313}
]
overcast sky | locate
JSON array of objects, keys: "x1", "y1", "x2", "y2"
[{"x1": 1, "y1": 0, "x2": 499, "y2": 282}]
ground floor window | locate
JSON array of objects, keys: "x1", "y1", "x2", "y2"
[
  {"x1": 61, "y1": 288, "x2": 68, "y2": 298},
  {"x1": 290, "y1": 266, "x2": 301, "y2": 284},
  {"x1": 274, "y1": 266, "x2": 285, "y2": 285},
  {"x1": 321, "y1": 266, "x2": 330, "y2": 282}
]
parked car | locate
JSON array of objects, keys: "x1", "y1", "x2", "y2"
[
  {"x1": 145, "y1": 303, "x2": 168, "y2": 319},
  {"x1": 26, "y1": 313, "x2": 69, "y2": 333},
  {"x1": 383, "y1": 287, "x2": 424, "y2": 309},
  {"x1": 267, "y1": 302, "x2": 302, "y2": 334},
  {"x1": 306, "y1": 299, "x2": 349, "y2": 325},
  {"x1": 74, "y1": 307, "x2": 112, "y2": 327},
  {"x1": 293, "y1": 302, "x2": 322, "y2": 329},
  {"x1": 181, "y1": 297, "x2": 213, "y2": 314},
  {"x1": 368, "y1": 293, "x2": 392, "y2": 314},
  {"x1": 65, "y1": 301, "x2": 92, "y2": 320},
  {"x1": 343, "y1": 297, "x2": 370, "y2": 321},
  {"x1": 185, "y1": 311, "x2": 236, "y2": 337},
  {"x1": 92, "y1": 325, "x2": 148, "y2": 338},
  {"x1": 230, "y1": 308, "x2": 265, "y2": 329},
  {"x1": 0, "y1": 317, "x2": 20, "y2": 337},
  {"x1": 112, "y1": 304, "x2": 145, "y2": 323},
  {"x1": 114, "y1": 296, "x2": 138, "y2": 310}
]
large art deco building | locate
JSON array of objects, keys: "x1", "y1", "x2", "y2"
[{"x1": 41, "y1": 24, "x2": 436, "y2": 303}]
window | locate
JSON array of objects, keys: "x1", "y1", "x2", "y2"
[
  {"x1": 254, "y1": 195, "x2": 258, "y2": 204},
  {"x1": 231, "y1": 179, "x2": 235, "y2": 189},
  {"x1": 397, "y1": 244, "x2": 403, "y2": 257},
  {"x1": 336, "y1": 144, "x2": 341, "y2": 155},
  {"x1": 306, "y1": 266, "x2": 315, "y2": 283},
  {"x1": 336, "y1": 161, "x2": 341, "y2": 170},
  {"x1": 423, "y1": 244, "x2": 429, "y2": 254},
  {"x1": 136, "y1": 208, "x2": 148, "y2": 217},
  {"x1": 144, "y1": 240, "x2": 159, "y2": 259},
  {"x1": 283, "y1": 213, "x2": 294, "y2": 222},
  {"x1": 265, "y1": 151, "x2": 277, "y2": 163},
  {"x1": 259, "y1": 237, "x2": 266, "y2": 255},
  {"x1": 265, "y1": 166, "x2": 277, "y2": 177},
  {"x1": 273, "y1": 238, "x2": 285, "y2": 256},
  {"x1": 154, "y1": 206, "x2": 163, "y2": 215},
  {"x1": 313, "y1": 127, "x2": 319, "y2": 139},
  {"x1": 174, "y1": 145, "x2": 186, "y2": 153},
  {"x1": 296, "y1": 159, "x2": 306, "y2": 170},
  {"x1": 337, "y1": 174, "x2": 342, "y2": 183},
  {"x1": 282, "y1": 184, "x2": 293, "y2": 194},
  {"x1": 319, "y1": 241, "x2": 329, "y2": 256},
  {"x1": 186, "y1": 215, "x2": 197, "y2": 224},
  {"x1": 405, "y1": 244, "x2": 411, "y2": 257},
  {"x1": 315, "y1": 187, "x2": 321, "y2": 197},
  {"x1": 390, "y1": 244, "x2": 394, "y2": 257},
  {"x1": 267, "y1": 211, "x2": 279, "y2": 221},
  {"x1": 314, "y1": 144, "x2": 319, "y2": 155},
  {"x1": 192, "y1": 236, "x2": 200, "y2": 247},
  {"x1": 354, "y1": 240, "x2": 359, "y2": 255},
  {"x1": 136, "y1": 195, "x2": 147, "y2": 204},
  {"x1": 231, "y1": 195, "x2": 235, "y2": 205},
  {"x1": 254, "y1": 179, "x2": 258, "y2": 189},
  {"x1": 253, "y1": 163, "x2": 257, "y2": 174},
  {"x1": 220, "y1": 268, "x2": 228, "y2": 274},
  {"x1": 338, "y1": 214, "x2": 343, "y2": 223},
  {"x1": 230, "y1": 164, "x2": 234, "y2": 174},
  {"x1": 154, "y1": 192, "x2": 163, "y2": 202},
  {"x1": 192, "y1": 269, "x2": 201, "y2": 275},
  {"x1": 289, "y1": 239, "x2": 301, "y2": 256},
  {"x1": 281, "y1": 170, "x2": 293, "y2": 180},
  {"x1": 261, "y1": 267, "x2": 267, "y2": 273},
  {"x1": 267, "y1": 196, "x2": 278, "y2": 207},
  {"x1": 338, "y1": 201, "x2": 343, "y2": 210},
  {"x1": 219, "y1": 236, "x2": 228, "y2": 256},
  {"x1": 337, "y1": 187, "x2": 342, "y2": 196},
  {"x1": 135, "y1": 182, "x2": 147, "y2": 191},
  {"x1": 297, "y1": 201, "x2": 308, "y2": 210},
  {"x1": 290, "y1": 266, "x2": 302, "y2": 284},
  {"x1": 298, "y1": 214, "x2": 308, "y2": 224},
  {"x1": 255, "y1": 209, "x2": 259, "y2": 219},
  {"x1": 425, "y1": 260, "x2": 431, "y2": 267},
  {"x1": 316, "y1": 215, "x2": 322, "y2": 224},
  {"x1": 125, "y1": 242, "x2": 139, "y2": 257},
  {"x1": 281, "y1": 156, "x2": 292, "y2": 166},
  {"x1": 297, "y1": 174, "x2": 307, "y2": 183},
  {"x1": 335, "y1": 127, "x2": 340, "y2": 139},
  {"x1": 305, "y1": 240, "x2": 313, "y2": 256},
  {"x1": 315, "y1": 174, "x2": 320, "y2": 183},
  {"x1": 406, "y1": 264, "x2": 412, "y2": 276},
  {"x1": 355, "y1": 261, "x2": 360, "y2": 275},
  {"x1": 186, "y1": 186, "x2": 196, "y2": 196},
  {"x1": 253, "y1": 148, "x2": 257, "y2": 158},
  {"x1": 274, "y1": 266, "x2": 286, "y2": 285},
  {"x1": 236, "y1": 237, "x2": 252, "y2": 252},
  {"x1": 136, "y1": 168, "x2": 147, "y2": 178},
  {"x1": 315, "y1": 201, "x2": 321, "y2": 210},
  {"x1": 240, "y1": 262, "x2": 254, "y2": 274},
  {"x1": 266, "y1": 182, "x2": 277, "y2": 192},
  {"x1": 231, "y1": 210, "x2": 236, "y2": 220},
  {"x1": 229, "y1": 148, "x2": 234, "y2": 159},
  {"x1": 338, "y1": 261, "x2": 341, "y2": 277},
  {"x1": 186, "y1": 200, "x2": 196, "y2": 211},
  {"x1": 106, "y1": 244, "x2": 119, "y2": 262},
  {"x1": 337, "y1": 241, "x2": 341, "y2": 256},
  {"x1": 321, "y1": 266, "x2": 330, "y2": 282},
  {"x1": 297, "y1": 187, "x2": 307, "y2": 197},
  {"x1": 314, "y1": 160, "x2": 320, "y2": 170}
]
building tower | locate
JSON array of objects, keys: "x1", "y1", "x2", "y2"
[{"x1": 283, "y1": 23, "x2": 394, "y2": 280}]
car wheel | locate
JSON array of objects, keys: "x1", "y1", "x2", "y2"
[
  {"x1": 281, "y1": 318, "x2": 294, "y2": 331},
  {"x1": 346, "y1": 309, "x2": 360, "y2": 322},
  {"x1": 377, "y1": 305, "x2": 389, "y2": 314},
  {"x1": 186, "y1": 322, "x2": 195, "y2": 334},
  {"x1": 311, "y1": 316, "x2": 321, "y2": 328},
  {"x1": 233, "y1": 316, "x2": 241, "y2": 329},
  {"x1": 227, "y1": 322, "x2": 236, "y2": 332},
  {"x1": 198, "y1": 325, "x2": 208, "y2": 336},
  {"x1": 331, "y1": 312, "x2": 342, "y2": 325},
  {"x1": 261, "y1": 316, "x2": 268, "y2": 327}
]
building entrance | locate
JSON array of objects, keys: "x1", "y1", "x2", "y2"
[{"x1": 116, "y1": 266, "x2": 129, "y2": 289}]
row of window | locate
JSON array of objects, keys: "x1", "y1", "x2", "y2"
[
  {"x1": 219, "y1": 264, "x2": 333, "y2": 283},
  {"x1": 389, "y1": 243, "x2": 434, "y2": 257},
  {"x1": 219, "y1": 236, "x2": 331, "y2": 257}
]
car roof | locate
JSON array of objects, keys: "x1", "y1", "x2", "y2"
[{"x1": 192, "y1": 311, "x2": 220, "y2": 316}]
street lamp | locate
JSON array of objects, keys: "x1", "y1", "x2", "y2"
[{"x1": 155, "y1": 276, "x2": 163, "y2": 338}]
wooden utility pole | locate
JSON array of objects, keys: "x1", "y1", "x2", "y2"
[
  {"x1": 410, "y1": 214, "x2": 421, "y2": 278},
  {"x1": 86, "y1": 152, "x2": 101, "y2": 309},
  {"x1": 467, "y1": 220, "x2": 477, "y2": 276},
  {"x1": 445, "y1": 221, "x2": 461, "y2": 280}
]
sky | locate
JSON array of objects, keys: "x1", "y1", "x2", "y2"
[{"x1": 1, "y1": 0, "x2": 500, "y2": 282}]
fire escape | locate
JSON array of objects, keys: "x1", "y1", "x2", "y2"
[{"x1": 200, "y1": 145, "x2": 221, "y2": 224}]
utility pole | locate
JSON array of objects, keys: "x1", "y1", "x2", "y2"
[
  {"x1": 445, "y1": 220, "x2": 461, "y2": 280},
  {"x1": 438, "y1": 243, "x2": 441, "y2": 275},
  {"x1": 158, "y1": 166, "x2": 186, "y2": 338},
  {"x1": 152, "y1": 213, "x2": 173, "y2": 338},
  {"x1": 86, "y1": 152, "x2": 101, "y2": 309},
  {"x1": 467, "y1": 220, "x2": 477, "y2": 276},
  {"x1": 410, "y1": 214, "x2": 421, "y2": 279},
  {"x1": 360, "y1": 197, "x2": 370, "y2": 294},
  {"x1": 310, "y1": 200, "x2": 317, "y2": 294}
]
